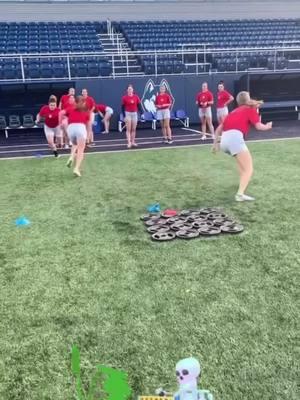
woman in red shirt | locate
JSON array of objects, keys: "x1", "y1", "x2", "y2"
[
  {"x1": 59, "y1": 87, "x2": 75, "y2": 149},
  {"x1": 121, "y1": 84, "x2": 143, "y2": 149},
  {"x1": 155, "y1": 84, "x2": 173, "y2": 144},
  {"x1": 196, "y1": 82, "x2": 215, "y2": 140},
  {"x1": 82, "y1": 88, "x2": 96, "y2": 147},
  {"x1": 95, "y1": 103, "x2": 113, "y2": 134},
  {"x1": 36, "y1": 95, "x2": 60, "y2": 157},
  {"x1": 63, "y1": 96, "x2": 90, "y2": 177},
  {"x1": 212, "y1": 91, "x2": 272, "y2": 202},
  {"x1": 216, "y1": 81, "x2": 234, "y2": 124}
]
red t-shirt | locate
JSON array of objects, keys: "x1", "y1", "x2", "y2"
[
  {"x1": 64, "y1": 104, "x2": 76, "y2": 114},
  {"x1": 83, "y1": 96, "x2": 96, "y2": 112},
  {"x1": 60, "y1": 94, "x2": 72, "y2": 110},
  {"x1": 223, "y1": 105, "x2": 260, "y2": 136},
  {"x1": 217, "y1": 90, "x2": 232, "y2": 108},
  {"x1": 122, "y1": 94, "x2": 141, "y2": 112},
  {"x1": 95, "y1": 104, "x2": 107, "y2": 114},
  {"x1": 196, "y1": 90, "x2": 214, "y2": 108},
  {"x1": 65, "y1": 108, "x2": 90, "y2": 124},
  {"x1": 155, "y1": 93, "x2": 172, "y2": 110},
  {"x1": 39, "y1": 105, "x2": 60, "y2": 128}
]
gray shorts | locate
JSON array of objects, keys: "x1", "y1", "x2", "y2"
[
  {"x1": 156, "y1": 109, "x2": 170, "y2": 120},
  {"x1": 125, "y1": 111, "x2": 138, "y2": 122},
  {"x1": 199, "y1": 107, "x2": 212, "y2": 119},
  {"x1": 67, "y1": 123, "x2": 87, "y2": 145},
  {"x1": 217, "y1": 107, "x2": 229, "y2": 119},
  {"x1": 220, "y1": 129, "x2": 248, "y2": 156},
  {"x1": 44, "y1": 125, "x2": 61, "y2": 139}
]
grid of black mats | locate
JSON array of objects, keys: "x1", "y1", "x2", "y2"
[{"x1": 141, "y1": 208, "x2": 244, "y2": 241}]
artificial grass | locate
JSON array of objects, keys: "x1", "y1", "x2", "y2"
[{"x1": 0, "y1": 140, "x2": 299, "y2": 400}]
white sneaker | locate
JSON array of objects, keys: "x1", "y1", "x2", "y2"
[
  {"x1": 73, "y1": 169, "x2": 81, "y2": 177},
  {"x1": 64, "y1": 144, "x2": 69, "y2": 149},
  {"x1": 235, "y1": 194, "x2": 255, "y2": 202},
  {"x1": 201, "y1": 135, "x2": 207, "y2": 140}
]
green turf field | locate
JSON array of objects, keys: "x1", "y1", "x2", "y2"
[{"x1": 0, "y1": 140, "x2": 299, "y2": 400}]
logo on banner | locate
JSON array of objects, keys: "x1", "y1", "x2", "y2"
[{"x1": 141, "y1": 79, "x2": 175, "y2": 113}]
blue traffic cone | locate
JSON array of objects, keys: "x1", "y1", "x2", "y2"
[
  {"x1": 15, "y1": 217, "x2": 31, "y2": 226},
  {"x1": 147, "y1": 203, "x2": 161, "y2": 213}
]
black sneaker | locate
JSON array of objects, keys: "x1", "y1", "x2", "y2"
[{"x1": 53, "y1": 150, "x2": 59, "y2": 158}]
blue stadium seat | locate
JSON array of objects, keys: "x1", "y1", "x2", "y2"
[{"x1": 40, "y1": 63, "x2": 53, "y2": 78}]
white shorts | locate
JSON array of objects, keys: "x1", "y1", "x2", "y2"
[
  {"x1": 125, "y1": 111, "x2": 138, "y2": 122},
  {"x1": 217, "y1": 107, "x2": 229, "y2": 119},
  {"x1": 220, "y1": 129, "x2": 248, "y2": 156},
  {"x1": 199, "y1": 107, "x2": 212, "y2": 119},
  {"x1": 156, "y1": 109, "x2": 170, "y2": 120},
  {"x1": 105, "y1": 106, "x2": 113, "y2": 116},
  {"x1": 44, "y1": 125, "x2": 61, "y2": 139},
  {"x1": 67, "y1": 123, "x2": 87, "y2": 145}
]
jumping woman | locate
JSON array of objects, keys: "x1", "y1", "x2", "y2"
[
  {"x1": 36, "y1": 95, "x2": 61, "y2": 158},
  {"x1": 63, "y1": 96, "x2": 90, "y2": 177},
  {"x1": 212, "y1": 91, "x2": 272, "y2": 202}
]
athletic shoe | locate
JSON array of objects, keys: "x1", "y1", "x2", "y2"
[
  {"x1": 164, "y1": 139, "x2": 169, "y2": 144},
  {"x1": 235, "y1": 194, "x2": 255, "y2": 202},
  {"x1": 127, "y1": 144, "x2": 132, "y2": 149},
  {"x1": 201, "y1": 135, "x2": 207, "y2": 140},
  {"x1": 66, "y1": 157, "x2": 73, "y2": 168},
  {"x1": 64, "y1": 144, "x2": 69, "y2": 150},
  {"x1": 53, "y1": 150, "x2": 59, "y2": 158},
  {"x1": 102, "y1": 131, "x2": 109, "y2": 134},
  {"x1": 168, "y1": 139, "x2": 173, "y2": 144},
  {"x1": 73, "y1": 169, "x2": 81, "y2": 177},
  {"x1": 132, "y1": 143, "x2": 138, "y2": 147},
  {"x1": 90, "y1": 142, "x2": 96, "y2": 147}
]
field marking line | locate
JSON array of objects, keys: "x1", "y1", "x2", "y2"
[{"x1": 0, "y1": 136, "x2": 299, "y2": 161}]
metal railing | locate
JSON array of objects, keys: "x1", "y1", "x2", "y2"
[{"x1": 1, "y1": 44, "x2": 300, "y2": 82}]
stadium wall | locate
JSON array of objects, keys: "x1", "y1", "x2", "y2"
[
  {"x1": 0, "y1": 73, "x2": 244, "y2": 129},
  {"x1": 74, "y1": 73, "x2": 244, "y2": 128},
  {"x1": 0, "y1": 1, "x2": 300, "y2": 22}
]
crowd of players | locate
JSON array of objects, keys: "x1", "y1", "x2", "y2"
[
  {"x1": 36, "y1": 82, "x2": 272, "y2": 201},
  {"x1": 36, "y1": 80, "x2": 234, "y2": 155}
]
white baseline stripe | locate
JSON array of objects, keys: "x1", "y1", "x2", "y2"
[
  {"x1": 0, "y1": 136, "x2": 299, "y2": 161},
  {"x1": 0, "y1": 133, "x2": 199, "y2": 149},
  {"x1": 0, "y1": 137, "x2": 206, "y2": 155}
]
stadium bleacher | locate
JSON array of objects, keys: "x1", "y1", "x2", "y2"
[
  {"x1": 0, "y1": 21, "x2": 113, "y2": 79},
  {"x1": 119, "y1": 19, "x2": 300, "y2": 74},
  {"x1": 1, "y1": 18, "x2": 300, "y2": 80}
]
